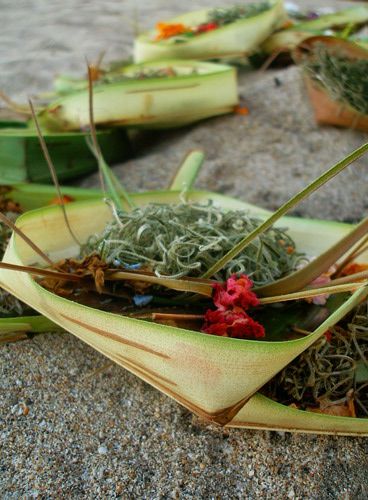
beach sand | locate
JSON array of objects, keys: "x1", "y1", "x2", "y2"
[{"x1": 1, "y1": 0, "x2": 368, "y2": 497}]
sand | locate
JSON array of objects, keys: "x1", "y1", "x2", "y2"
[{"x1": 1, "y1": 0, "x2": 368, "y2": 497}]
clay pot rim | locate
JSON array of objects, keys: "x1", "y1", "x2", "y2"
[{"x1": 293, "y1": 35, "x2": 368, "y2": 65}]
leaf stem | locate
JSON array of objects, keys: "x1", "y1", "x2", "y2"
[
  {"x1": 87, "y1": 65, "x2": 135, "y2": 211},
  {"x1": 106, "y1": 270, "x2": 214, "y2": 296},
  {"x1": 202, "y1": 142, "x2": 368, "y2": 278},
  {"x1": 259, "y1": 282, "x2": 367, "y2": 305},
  {"x1": 169, "y1": 150, "x2": 205, "y2": 191}
]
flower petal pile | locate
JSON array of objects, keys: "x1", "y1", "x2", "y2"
[{"x1": 202, "y1": 274, "x2": 265, "y2": 339}]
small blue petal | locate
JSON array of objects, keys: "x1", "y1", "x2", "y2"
[
  {"x1": 113, "y1": 259, "x2": 122, "y2": 266},
  {"x1": 124, "y1": 263, "x2": 142, "y2": 270},
  {"x1": 133, "y1": 295, "x2": 153, "y2": 307}
]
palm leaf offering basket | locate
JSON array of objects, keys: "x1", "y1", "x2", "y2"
[
  {"x1": 0, "y1": 183, "x2": 106, "y2": 341},
  {"x1": 261, "y1": 5, "x2": 368, "y2": 57},
  {"x1": 1, "y1": 178, "x2": 368, "y2": 435},
  {"x1": 134, "y1": 0, "x2": 286, "y2": 63},
  {"x1": 0, "y1": 121, "x2": 130, "y2": 183},
  {"x1": 294, "y1": 36, "x2": 368, "y2": 132},
  {"x1": 41, "y1": 61, "x2": 238, "y2": 130}
]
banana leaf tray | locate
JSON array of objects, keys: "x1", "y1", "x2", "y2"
[
  {"x1": 0, "y1": 122, "x2": 130, "y2": 183},
  {"x1": 1, "y1": 188, "x2": 367, "y2": 435}
]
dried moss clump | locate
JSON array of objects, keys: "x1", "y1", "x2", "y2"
[
  {"x1": 304, "y1": 45, "x2": 368, "y2": 115},
  {"x1": 81, "y1": 201, "x2": 303, "y2": 286},
  {"x1": 0, "y1": 197, "x2": 30, "y2": 316},
  {"x1": 267, "y1": 303, "x2": 368, "y2": 417},
  {"x1": 0, "y1": 221, "x2": 29, "y2": 315},
  {"x1": 208, "y1": 2, "x2": 271, "y2": 26},
  {"x1": 0, "y1": 221, "x2": 12, "y2": 257}
]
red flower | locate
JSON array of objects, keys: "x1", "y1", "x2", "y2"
[
  {"x1": 324, "y1": 330, "x2": 332, "y2": 343},
  {"x1": 202, "y1": 308, "x2": 265, "y2": 339},
  {"x1": 213, "y1": 274, "x2": 259, "y2": 311},
  {"x1": 196, "y1": 22, "x2": 218, "y2": 33},
  {"x1": 201, "y1": 274, "x2": 265, "y2": 339}
]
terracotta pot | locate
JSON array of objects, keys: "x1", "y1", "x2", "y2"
[
  {"x1": 305, "y1": 77, "x2": 368, "y2": 132},
  {"x1": 294, "y1": 36, "x2": 368, "y2": 132}
]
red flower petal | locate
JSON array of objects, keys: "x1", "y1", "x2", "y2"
[
  {"x1": 196, "y1": 22, "x2": 218, "y2": 33},
  {"x1": 202, "y1": 308, "x2": 265, "y2": 339},
  {"x1": 213, "y1": 274, "x2": 259, "y2": 311}
]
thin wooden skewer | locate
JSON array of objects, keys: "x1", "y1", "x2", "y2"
[
  {"x1": 259, "y1": 282, "x2": 366, "y2": 305},
  {"x1": 132, "y1": 283, "x2": 367, "y2": 324},
  {"x1": 152, "y1": 313, "x2": 204, "y2": 321},
  {"x1": 2, "y1": 256, "x2": 364, "y2": 304},
  {"x1": 87, "y1": 64, "x2": 135, "y2": 210},
  {"x1": 87, "y1": 63, "x2": 106, "y2": 194},
  {"x1": 106, "y1": 268, "x2": 215, "y2": 285},
  {"x1": 306, "y1": 270, "x2": 368, "y2": 289},
  {"x1": 0, "y1": 261, "x2": 82, "y2": 281},
  {"x1": 0, "y1": 212, "x2": 53, "y2": 266},
  {"x1": 28, "y1": 99, "x2": 81, "y2": 246},
  {"x1": 0, "y1": 90, "x2": 31, "y2": 115},
  {"x1": 130, "y1": 283, "x2": 368, "y2": 322},
  {"x1": 106, "y1": 270, "x2": 213, "y2": 296}
]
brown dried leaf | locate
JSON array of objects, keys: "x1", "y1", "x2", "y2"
[{"x1": 307, "y1": 404, "x2": 352, "y2": 417}]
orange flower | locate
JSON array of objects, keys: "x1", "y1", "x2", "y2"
[
  {"x1": 48, "y1": 195, "x2": 75, "y2": 205},
  {"x1": 341, "y1": 262, "x2": 368, "y2": 276},
  {"x1": 281, "y1": 19, "x2": 294, "y2": 29},
  {"x1": 155, "y1": 22, "x2": 189, "y2": 40},
  {"x1": 234, "y1": 104, "x2": 249, "y2": 116}
]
